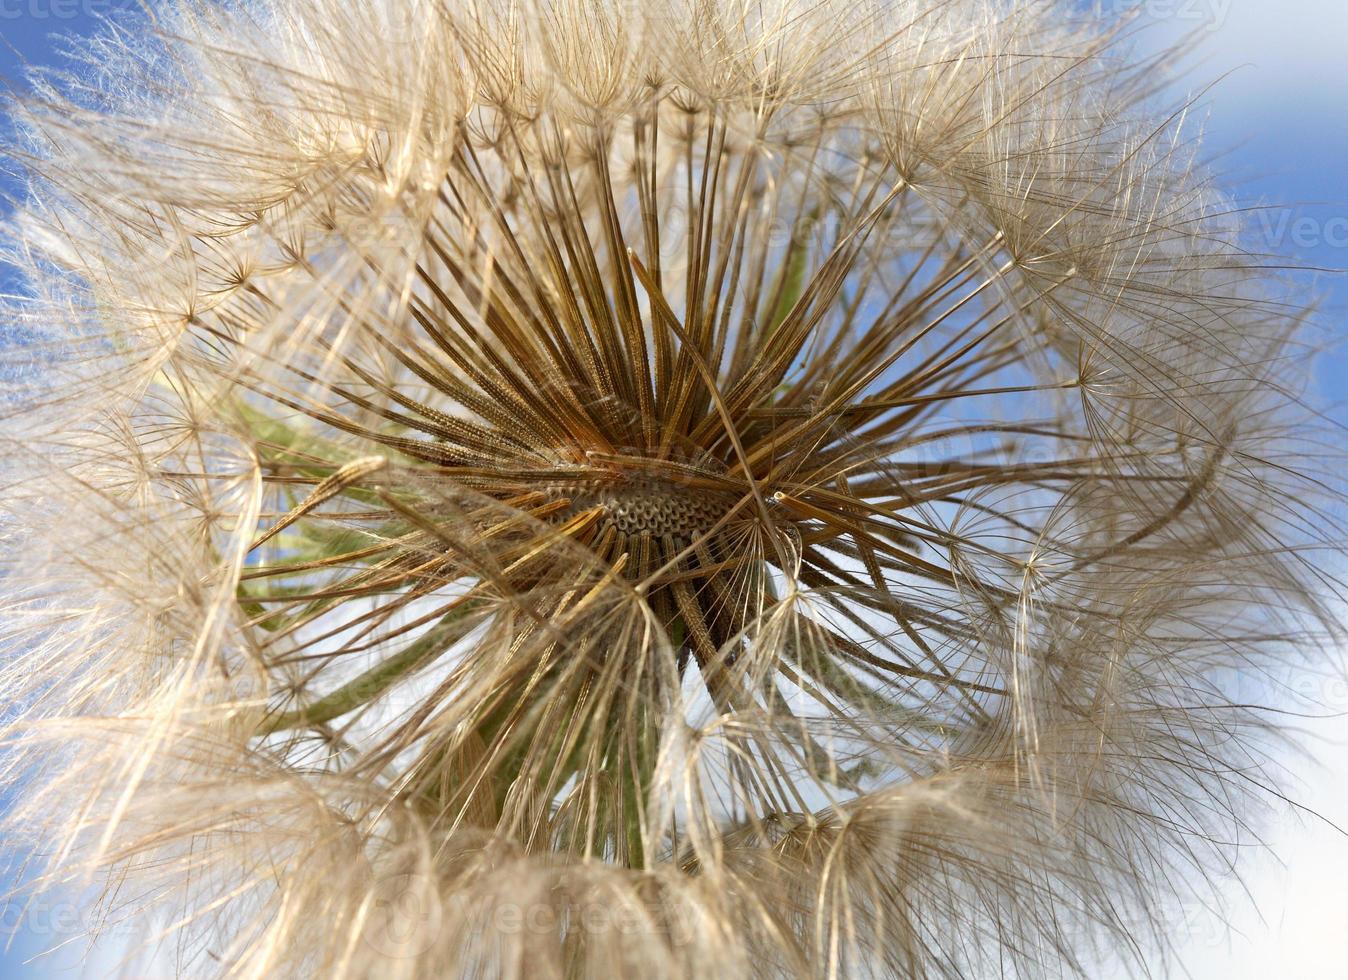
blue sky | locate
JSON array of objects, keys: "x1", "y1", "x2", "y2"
[
  {"x1": 2, "y1": 6, "x2": 144, "y2": 975},
  {"x1": 0, "y1": 2, "x2": 1345, "y2": 977},
  {"x1": 1108, "y1": 4, "x2": 1348, "y2": 976}
]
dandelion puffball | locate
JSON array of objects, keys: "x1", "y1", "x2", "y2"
[{"x1": 0, "y1": 0, "x2": 1341, "y2": 977}]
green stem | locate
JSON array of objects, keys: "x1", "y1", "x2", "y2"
[{"x1": 259, "y1": 614, "x2": 466, "y2": 735}]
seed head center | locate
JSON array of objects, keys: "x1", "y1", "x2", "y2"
[{"x1": 554, "y1": 476, "x2": 732, "y2": 539}]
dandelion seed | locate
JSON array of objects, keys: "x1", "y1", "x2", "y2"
[{"x1": 0, "y1": 0, "x2": 1342, "y2": 977}]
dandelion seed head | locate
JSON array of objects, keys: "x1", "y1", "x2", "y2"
[{"x1": 0, "y1": 0, "x2": 1342, "y2": 977}]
